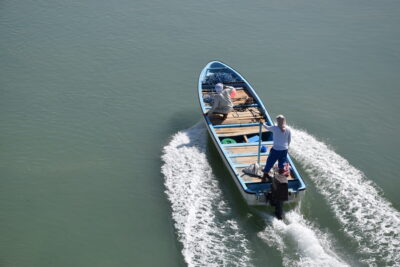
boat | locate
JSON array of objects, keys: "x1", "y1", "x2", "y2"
[{"x1": 198, "y1": 61, "x2": 306, "y2": 206}]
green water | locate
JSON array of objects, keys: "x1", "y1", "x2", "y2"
[{"x1": 1, "y1": 0, "x2": 399, "y2": 266}]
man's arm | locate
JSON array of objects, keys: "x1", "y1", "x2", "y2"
[{"x1": 263, "y1": 122, "x2": 273, "y2": 131}]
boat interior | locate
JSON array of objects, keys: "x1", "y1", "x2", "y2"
[{"x1": 201, "y1": 73, "x2": 297, "y2": 186}]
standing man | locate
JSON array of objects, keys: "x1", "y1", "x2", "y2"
[{"x1": 262, "y1": 115, "x2": 291, "y2": 182}]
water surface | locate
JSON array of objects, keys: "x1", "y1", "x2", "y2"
[{"x1": 1, "y1": 0, "x2": 399, "y2": 266}]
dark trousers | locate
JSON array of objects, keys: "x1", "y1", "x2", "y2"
[{"x1": 263, "y1": 148, "x2": 288, "y2": 173}]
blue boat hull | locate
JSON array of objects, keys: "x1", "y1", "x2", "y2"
[{"x1": 198, "y1": 61, "x2": 306, "y2": 206}]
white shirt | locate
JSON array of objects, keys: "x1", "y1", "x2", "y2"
[
  {"x1": 208, "y1": 87, "x2": 234, "y2": 115},
  {"x1": 264, "y1": 124, "x2": 291, "y2": 151}
]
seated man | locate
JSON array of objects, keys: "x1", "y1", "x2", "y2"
[{"x1": 205, "y1": 83, "x2": 236, "y2": 120}]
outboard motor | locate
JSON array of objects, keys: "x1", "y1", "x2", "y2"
[{"x1": 266, "y1": 173, "x2": 288, "y2": 220}]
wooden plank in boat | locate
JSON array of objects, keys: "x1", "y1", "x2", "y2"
[
  {"x1": 215, "y1": 126, "x2": 267, "y2": 137},
  {"x1": 224, "y1": 144, "x2": 273, "y2": 154},
  {"x1": 230, "y1": 108, "x2": 262, "y2": 117},
  {"x1": 232, "y1": 90, "x2": 253, "y2": 105},
  {"x1": 232, "y1": 155, "x2": 268, "y2": 165},
  {"x1": 233, "y1": 98, "x2": 255, "y2": 105},
  {"x1": 210, "y1": 116, "x2": 264, "y2": 125},
  {"x1": 212, "y1": 117, "x2": 264, "y2": 125},
  {"x1": 209, "y1": 109, "x2": 264, "y2": 125}
]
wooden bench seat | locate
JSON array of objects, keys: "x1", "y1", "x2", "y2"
[
  {"x1": 209, "y1": 108, "x2": 264, "y2": 125},
  {"x1": 231, "y1": 155, "x2": 268, "y2": 165},
  {"x1": 224, "y1": 144, "x2": 273, "y2": 154},
  {"x1": 215, "y1": 125, "x2": 267, "y2": 137},
  {"x1": 209, "y1": 115, "x2": 264, "y2": 125}
]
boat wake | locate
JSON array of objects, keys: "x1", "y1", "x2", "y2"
[
  {"x1": 161, "y1": 122, "x2": 252, "y2": 266},
  {"x1": 290, "y1": 127, "x2": 400, "y2": 267},
  {"x1": 162, "y1": 122, "x2": 351, "y2": 267},
  {"x1": 258, "y1": 209, "x2": 348, "y2": 267}
]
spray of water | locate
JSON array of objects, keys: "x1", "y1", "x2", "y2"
[
  {"x1": 258, "y1": 210, "x2": 349, "y2": 267},
  {"x1": 161, "y1": 122, "x2": 353, "y2": 266},
  {"x1": 161, "y1": 122, "x2": 252, "y2": 266},
  {"x1": 290, "y1": 127, "x2": 400, "y2": 266}
]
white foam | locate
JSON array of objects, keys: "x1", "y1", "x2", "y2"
[
  {"x1": 161, "y1": 122, "x2": 252, "y2": 267},
  {"x1": 258, "y1": 210, "x2": 348, "y2": 267},
  {"x1": 290, "y1": 127, "x2": 400, "y2": 266}
]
